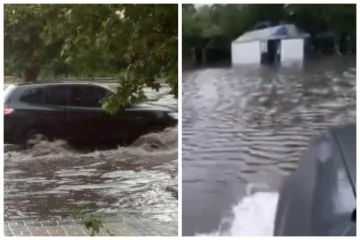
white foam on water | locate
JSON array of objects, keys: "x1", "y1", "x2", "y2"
[
  {"x1": 228, "y1": 191, "x2": 279, "y2": 236},
  {"x1": 197, "y1": 191, "x2": 279, "y2": 236}
]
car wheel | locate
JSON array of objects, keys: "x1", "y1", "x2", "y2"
[{"x1": 25, "y1": 129, "x2": 50, "y2": 147}]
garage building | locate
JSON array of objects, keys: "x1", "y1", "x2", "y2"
[{"x1": 231, "y1": 24, "x2": 310, "y2": 66}]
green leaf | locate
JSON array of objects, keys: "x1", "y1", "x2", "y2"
[{"x1": 5, "y1": 4, "x2": 178, "y2": 112}]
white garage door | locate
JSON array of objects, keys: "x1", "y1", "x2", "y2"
[
  {"x1": 231, "y1": 41, "x2": 261, "y2": 65},
  {"x1": 280, "y1": 39, "x2": 304, "y2": 63}
]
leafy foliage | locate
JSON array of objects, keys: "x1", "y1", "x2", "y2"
[
  {"x1": 5, "y1": 4, "x2": 178, "y2": 112},
  {"x1": 84, "y1": 214, "x2": 104, "y2": 236},
  {"x1": 71, "y1": 205, "x2": 104, "y2": 236}
]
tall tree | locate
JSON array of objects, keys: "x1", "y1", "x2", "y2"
[{"x1": 5, "y1": 4, "x2": 178, "y2": 112}]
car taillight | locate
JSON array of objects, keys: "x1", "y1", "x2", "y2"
[{"x1": 4, "y1": 108, "x2": 14, "y2": 115}]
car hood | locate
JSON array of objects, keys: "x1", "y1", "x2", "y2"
[
  {"x1": 130, "y1": 102, "x2": 175, "y2": 112},
  {"x1": 332, "y1": 124, "x2": 356, "y2": 195}
]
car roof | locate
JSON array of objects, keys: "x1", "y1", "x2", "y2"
[
  {"x1": 14, "y1": 81, "x2": 106, "y2": 87},
  {"x1": 9, "y1": 82, "x2": 113, "y2": 92}
]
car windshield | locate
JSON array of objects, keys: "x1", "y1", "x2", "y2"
[
  {"x1": 4, "y1": 84, "x2": 16, "y2": 103},
  {"x1": 97, "y1": 84, "x2": 114, "y2": 94}
]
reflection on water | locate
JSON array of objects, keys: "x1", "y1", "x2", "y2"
[
  {"x1": 4, "y1": 127, "x2": 178, "y2": 224},
  {"x1": 182, "y1": 57, "x2": 356, "y2": 236}
]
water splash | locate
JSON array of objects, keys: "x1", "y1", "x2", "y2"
[
  {"x1": 197, "y1": 183, "x2": 279, "y2": 236},
  {"x1": 4, "y1": 126, "x2": 178, "y2": 222},
  {"x1": 227, "y1": 191, "x2": 278, "y2": 236}
]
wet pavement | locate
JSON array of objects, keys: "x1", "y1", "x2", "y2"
[
  {"x1": 4, "y1": 88, "x2": 178, "y2": 236},
  {"x1": 5, "y1": 214, "x2": 177, "y2": 236},
  {"x1": 182, "y1": 57, "x2": 356, "y2": 236}
]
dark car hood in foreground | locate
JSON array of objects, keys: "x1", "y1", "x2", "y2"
[
  {"x1": 332, "y1": 125, "x2": 356, "y2": 195},
  {"x1": 274, "y1": 124, "x2": 356, "y2": 236}
]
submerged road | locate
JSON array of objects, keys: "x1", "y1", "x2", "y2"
[
  {"x1": 4, "y1": 89, "x2": 178, "y2": 236},
  {"x1": 182, "y1": 57, "x2": 356, "y2": 236}
]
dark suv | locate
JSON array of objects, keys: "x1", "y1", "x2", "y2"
[{"x1": 4, "y1": 82, "x2": 177, "y2": 146}]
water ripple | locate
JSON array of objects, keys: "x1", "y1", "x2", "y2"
[{"x1": 182, "y1": 58, "x2": 356, "y2": 235}]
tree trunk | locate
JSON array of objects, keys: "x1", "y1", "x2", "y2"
[
  {"x1": 191, "y1": 47, "x2": 196, "y2": 64},
  {"x1": 201, "y1": 48, "x2": 207, "y2": 66},
  {"x1": 333, "y1": 36, "x2": 341, "y2": 56},
  {"x1": 24, "y1": 64, "x2": 40, "y2": 82}
]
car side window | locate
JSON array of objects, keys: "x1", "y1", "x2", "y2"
[
  {"x1": 19, "y1": 88, "x2": 44, "y2": 104},
  {"x1": 69, "y1": 85, "x2": 108, "y2": 108},
  {"x1": 68, "y1": 86, "x2": 87, "y2": 107},
  {"x1": 43, "y1": 86, "x2": 70, "y2": 106},
  {"x1": 85, "y1": 86, "x2": 108, "y2": 108}
]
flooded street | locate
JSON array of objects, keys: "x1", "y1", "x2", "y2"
[
  {"x1": 4, "y1": 89, "x2": 178, "y2": 236},
  {"x1": 182, "y1": 57, "x2": 356, "y2": 236}
]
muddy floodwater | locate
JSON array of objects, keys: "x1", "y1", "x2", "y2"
[
  {"x1": 4, "y1": 90, "x2": 178, "y2": 232},
  {"x1": 182, "y1": 57, "x2": 356, "y2": 236}
]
